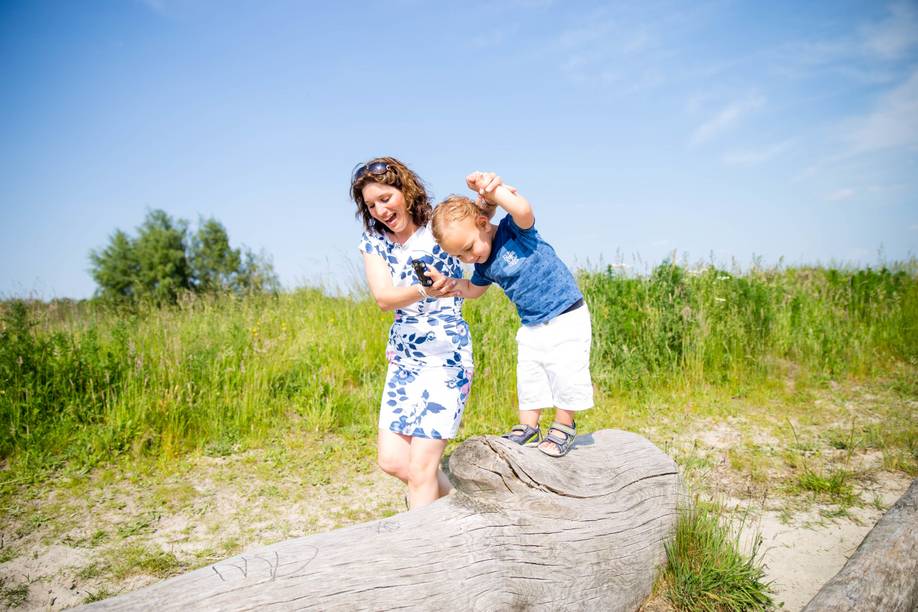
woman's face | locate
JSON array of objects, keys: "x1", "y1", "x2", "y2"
[{"x1": 361, "y1": 182, "x2": 413, "y2": 235}]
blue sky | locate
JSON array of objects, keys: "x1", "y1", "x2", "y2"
[{"x1": 1, "y1": 0, "x2": 916, "y2": 299}]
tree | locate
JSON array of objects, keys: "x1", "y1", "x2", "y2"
[
  {"x1": 189, "y1": 218, "x2": 241, "y2": 293},
  {"x1": 89, "y1": 230, "x2": 140, "y2": 302},
  {"x1": 89, "y1": 210, "x2": 279, "y2": 303},
  {"x1": 133, "y1": 210, "x2": 191, "y2": 303}
]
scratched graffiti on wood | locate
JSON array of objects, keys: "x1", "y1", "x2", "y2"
[{"x1": 210, "y1": 547, "x2": 318, "y2": 583}]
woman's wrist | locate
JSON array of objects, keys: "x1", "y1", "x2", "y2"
[{"x1": 416, "y1": 284, "x2": 429, "y2": 300}]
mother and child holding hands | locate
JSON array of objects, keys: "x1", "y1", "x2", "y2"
[{"x1": 350, "y1": 157, "x2": 593, "y2": 510}]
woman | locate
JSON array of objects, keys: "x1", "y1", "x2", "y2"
[{"x1": 350, "y1": 157, "x2": 473, "y2": 509}]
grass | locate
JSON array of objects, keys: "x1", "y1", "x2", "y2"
[
  {"x1": 1, "y1": 262, "x2": 916, "y2": 480},
  {"x1": 0, "y1": 576, "x2": 29, "y2": 608},
  {"x1": 1, "y1": 261, "x2": 916, "y2": 607},
  {"x1": 663, "y1": 501, "x2": 773, "y2": 611}
]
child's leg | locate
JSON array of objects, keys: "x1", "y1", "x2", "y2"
[
  {"x1": 407, "y1": 437, "x2": 449, "y2": 509},
  {"x1": 519, "y1": 408, "x2": 541, "y2": 428},
  {"x1": 553, "y1": 407, "x2": 576, "y2": 427},
  {"x1": 516, "y1": 325, "x2": 552, "y2": 434},
  {"x1": 377, "y1": 429, "x2": 411, "y2": 483}
]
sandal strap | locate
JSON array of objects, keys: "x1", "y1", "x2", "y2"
[
  {"x1": 547, "y1": 421, "x2": 576, "y2": 437},
  {"x1": 502, "y1": 424, "x2": 539, "y2": 442}
]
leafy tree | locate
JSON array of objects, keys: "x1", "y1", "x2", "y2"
[
  {"x1": 133, "y1": 210, "x2": 191, "y2": 303},
  {"x1": 89, "y1": 209, "x2": 278, "y2": 303},
  {"x1": 190, "y1": 218, "x2": 241, "y2": 293},
  {"x1": 89, "y1": 230, "x2": 140, "y2": 302}
]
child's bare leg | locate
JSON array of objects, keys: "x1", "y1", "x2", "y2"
[
  {"x1": 407, "y1": 437, "x2": 448, "y2": 509},
  {"x1": 554, "y1": 408, "x2": 576, "y2": 427},
  {"x1": 519, "y1": 408, "x2": 541, "y2": 428},
  {"x1": 377, "y1": 429, "x2": 411, "y2": 483}
]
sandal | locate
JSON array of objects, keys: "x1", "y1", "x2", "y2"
[
  {"x1": 538, "y1": 421, "x2": 576, "y2": 457},
  {"x1": 501, "y1": 424, "x2": 542, "y2": 446}
]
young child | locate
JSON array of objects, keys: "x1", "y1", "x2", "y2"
[{"x1": 429, "y1": 172, "x2": 593, "y2": 457}]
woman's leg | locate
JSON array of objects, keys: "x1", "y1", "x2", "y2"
[
  {"x1": 407, "y1": 437, "x2": 448, "y2": 509},
  {"x1": 436, "y1": 467, "x2": 453, "y2": 497},
  {"x1": 377, "y1": 429, "x2": 411, "y2": 483}
]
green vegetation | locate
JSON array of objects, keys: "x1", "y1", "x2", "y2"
[
  {"x1": 89, "y1": 209, "x2": 279, "y2": 304},
  {"x1": 663, "y1": 501, "x2": 773, "y2": 611},
  {"x1": 0, "y1": 576, "x2": 29, "y2": 608},
  {"x1": 1, "y1": 261, "x2": 916, "y2": 607},
  {"x1": 2, "y1": 262, "x2": 916, "y2": 482}
]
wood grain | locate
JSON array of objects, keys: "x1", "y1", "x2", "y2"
[{"x1": 77, "y1": 429, "x2": 681, "y2": 611}]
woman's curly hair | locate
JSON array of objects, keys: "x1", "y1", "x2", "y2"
[{"x1": 350, "y1": 156, "x2": 432, "y2": 235}]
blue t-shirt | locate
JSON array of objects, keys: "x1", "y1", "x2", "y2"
[{"x1": 471, "y1": 215, "x2": 582, "y2": 325}]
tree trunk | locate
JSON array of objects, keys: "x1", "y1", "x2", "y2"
[
  {"x1": 78, "y1": 429, "x2": 681, "y2": 611},
  {"x1": 802, "y1": 477, "x2": 918, "y2": 612}
]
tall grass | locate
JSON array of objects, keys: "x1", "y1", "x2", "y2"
[
  {"x1": 1, "y1": 262, "x2": 916, "y2": 478},
  {"x1": 663, "y1": 501, "x2": 773, "y2": 611}
]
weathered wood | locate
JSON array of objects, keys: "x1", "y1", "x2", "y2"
[
  {"x1": 78, "y1": 429, "x2": 681, "y2": 611},
  {"x1": 802, "y1": 478, "x2": 918, "y2": 612}
]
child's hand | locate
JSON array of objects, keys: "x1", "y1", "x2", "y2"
[
  {"x1": 424, "y1": 267, "x2": 460, "y2": 298},
  {"x1": 466, "y1": 171, "x2": 518, "y2": 200}
]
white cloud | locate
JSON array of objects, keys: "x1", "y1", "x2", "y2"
[
  {"x1": 846, "y1": 68, "x2": 918, "y2": 154},
  {"x1": 691, "y1": 94, "x2": 765, "y2": 146},
  {"x1": 470, "y1": 25, "x2": 519, "y2": 48},
  {"x1": 138, "y1": 0, "x2": 167, "y2": 13},
  {"x1": 861, "y1": 2, "x2": 918, "y2": 60},
  {"x1": 559, "y1": 19, "x2": 614, "y2": 48},
  {"x1": 555, "y1": 7, "x2": 672, "y2": 96},
  {"x1": 826, "y1": 188, "x2": 856, "y2": 202},
  {"x1": 723, "y1": 139, "x2": 793, "y2": 166}
]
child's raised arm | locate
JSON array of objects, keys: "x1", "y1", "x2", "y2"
[{"x1": 466, "y1": 171, "x2": 534, "y2": 229}]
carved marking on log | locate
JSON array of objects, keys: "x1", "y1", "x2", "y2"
[{"x1": 207, "y1": 546, "x2": 318, "y2": 585}]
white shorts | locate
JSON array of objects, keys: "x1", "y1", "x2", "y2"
[{"x1": 516, "y1": 304, "x2": 594, "y2": 412}]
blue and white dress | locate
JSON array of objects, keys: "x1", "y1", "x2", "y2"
[{"x1": 359, "y1": 224, "x2": 473, "y2": 440}]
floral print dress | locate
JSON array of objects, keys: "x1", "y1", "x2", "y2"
[{"x1": 359, "y1": 224, "x2": 473, "y2": 439}]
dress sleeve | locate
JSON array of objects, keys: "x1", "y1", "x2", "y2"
[{"x1": 358, "y1": 231, "x2": 385, "y2": 259}]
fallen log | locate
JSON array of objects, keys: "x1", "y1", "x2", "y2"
[
  {"x1": 79, "y1": 429, "x2": 681, "y2": 611},
  {"x1": 802, "y1": 477, "x2": 918, "y2": 612}
]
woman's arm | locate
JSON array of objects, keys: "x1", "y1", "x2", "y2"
[{"x1": 362, "y1": 251, "x2": 456, "y2": 311}]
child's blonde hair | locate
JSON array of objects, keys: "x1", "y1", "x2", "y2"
[{"x1": 431, "y1": 195, "x2": 495, "y2": 243}]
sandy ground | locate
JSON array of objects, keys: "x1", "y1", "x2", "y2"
[
  {"x1": 2, "y1": 378, "x2": 915, "y2": 611},
  {"x1": 752, "y1": 473, "x2": 912, "y2": 610},
  {"x1": 3, "y1": 466, "x2": 913, "y2": 611}
]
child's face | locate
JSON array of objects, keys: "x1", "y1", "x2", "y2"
[
  {"x1": 362, "y1": 182, "x2": 411, "y2": 234},
  {"x1": 438, "y1": 216, "x2": 493, "y2": 264}
]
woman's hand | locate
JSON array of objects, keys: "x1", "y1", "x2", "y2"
[{"x1": 424, "y1": 267, "x2": 460, "y2": 298}]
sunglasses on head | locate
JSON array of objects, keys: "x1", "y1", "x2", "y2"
[{"x1": 353, "y1": 161, "x2": 391, "y2": 182}]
